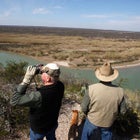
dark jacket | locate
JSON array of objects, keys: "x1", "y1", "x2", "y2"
[{"x1": 10, "y1": 81, "x2": 64, "y2": 134}]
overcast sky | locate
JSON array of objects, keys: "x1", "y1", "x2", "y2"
[{"x1": 0, "y1": 0, "x2": 140, "y2": 32}]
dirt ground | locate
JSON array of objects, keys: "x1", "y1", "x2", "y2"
[{"x1": 5, "y1": 98, "x2": 139, "y2": 140}]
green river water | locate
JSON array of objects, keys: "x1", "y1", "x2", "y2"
[{"x1": 0, "y1": 52, "x2": 140, "y2": 91}]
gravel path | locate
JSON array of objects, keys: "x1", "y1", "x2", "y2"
[{"x1": 56, "y1": 98, "x2": 81, "y2": 140}]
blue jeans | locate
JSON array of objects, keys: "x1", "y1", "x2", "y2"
[
  {"x1": 30, "y1": 125, "x2": 58, "y2": 140},
  {"x1": 81, "y1": 118, "x2": 112, "y2": 140}
]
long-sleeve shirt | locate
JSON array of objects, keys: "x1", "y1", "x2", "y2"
[
  {"x1": 10, "y1": 81, "x2": 64, "y2": 133},
  {"x1": 81, "y1": 82, "x2": 128, "y2": 127}
]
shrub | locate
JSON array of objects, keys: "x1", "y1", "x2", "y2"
[
  {"x1": 0, "y1": 61, "x2": 29, "y2": 138},
  {"x1": 112, "y1": 108, "x2": 140, "y2": 138},
  {"x1": 1, "y1": 61, "x2": 28, "y2": 84}
]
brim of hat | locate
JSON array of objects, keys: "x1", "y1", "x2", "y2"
[{"x1": 95, "y1": 69, "x2": 119, "y2": 82}]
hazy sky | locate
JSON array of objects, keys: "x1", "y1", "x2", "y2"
[{"x1": 0, "y1": 0, "x2": 140, "y2": 31}]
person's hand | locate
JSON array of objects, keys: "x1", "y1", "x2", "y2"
[{"x1": 22, "y1": 66, "x2": 36, "y2": 85}]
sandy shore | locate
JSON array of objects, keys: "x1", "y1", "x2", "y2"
[
  {"x1": 114, "y1": 60, "x2": 140, "y2": 69},
  {"x1": 53, "y1": 61, "x2": 70, "y2": 67},
  {"x1": 1, "y1": 50, "x2": 140, "y2": 69},
  {"x1": 53, "y1": 59, "x2": 140, "y2": 70}
]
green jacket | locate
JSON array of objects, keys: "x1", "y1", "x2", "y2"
[{"x1": 10, "y1": 84, "x2": 42, "y2": 108}]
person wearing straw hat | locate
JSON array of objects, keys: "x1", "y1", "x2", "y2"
[{"x1": 81, "y1": 62, "x2": 127, "y2": 140}]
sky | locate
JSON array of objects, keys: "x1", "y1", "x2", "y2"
[{"x1": 0, "y1": 0, "x2": 140, "y2": 32}]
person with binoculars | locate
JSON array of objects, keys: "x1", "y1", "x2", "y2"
[{"x1": 10, "y1": 63, "x2": 65, "y2": 140}]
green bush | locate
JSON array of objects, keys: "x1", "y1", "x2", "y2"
[
  {"x1": 1, "y1": 61, "x2": 28, "y2": 84},
  {"x1": 0, "y1": 61, "x2": 29, "y2": 138},
  {"x1": 112, "y1": 108, "x2": 140, "y2": 138}
]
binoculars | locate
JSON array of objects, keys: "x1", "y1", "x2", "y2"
[{"x1": 34, "y1": 64, "x2": 44, "y2": 74}]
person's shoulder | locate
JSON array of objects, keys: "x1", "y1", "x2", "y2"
[
  {"x1": 57, "y1": 80, "x2": 64, "y2": 84},
  {"x1": 57, "y1": 80, "x2": 65, "y2": 87},
  {"x1": 117, "y1": 86, "x2": 124, "y2": 93},
  {"x1": 90, "y1": 82, "x2": 102, "y2": 86},
  {"x1": 111, "y1": 85, "x2": 124, "y2": 95},
  {"x1": 112, "y1": 84, "x2": 124, "y2": 90},
  {"x1": 89, "y1": 83, "x2": 101, "y2": 89}
]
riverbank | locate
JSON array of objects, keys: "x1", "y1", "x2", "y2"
[
  {"x1": 114, "y1": 59, "x2": 140, "y2": 69},
  {"x1": 1, "y1": 51, "x2": 140, "y2": 91},
  {"x1": 1, "y1": 50, "x2": 140, "y2": 69},
  {"x1": 0, "y1": 31, "x2": 140, "y2": 69}
]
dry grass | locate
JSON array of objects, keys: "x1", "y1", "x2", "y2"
[
  {"x1": 125, "y1": 89, "x2": 140, "y2": 116},
  {"x1": 0, "y1": 33, "x2": 140, "y2": 68}
]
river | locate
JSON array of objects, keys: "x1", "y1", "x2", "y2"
[{"x1": 0, "y1": 52, "x2": 140, "y2": 91}]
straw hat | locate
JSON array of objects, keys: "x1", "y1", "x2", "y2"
[{"x1": 95, "y1": 62, "x2": 119, "y2": 82}]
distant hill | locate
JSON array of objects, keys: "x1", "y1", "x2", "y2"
[{"x1": 0, "y1": 25, "x2": 140, "y2": 39}]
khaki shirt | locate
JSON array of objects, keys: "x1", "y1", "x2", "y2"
[{"x1": 81, "y1": 82, "x2": 125, "y2": 127}]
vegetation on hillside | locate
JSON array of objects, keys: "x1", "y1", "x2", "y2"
[{"x1": 0, "y1": 61, "x2": 139, "y2": 139}]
